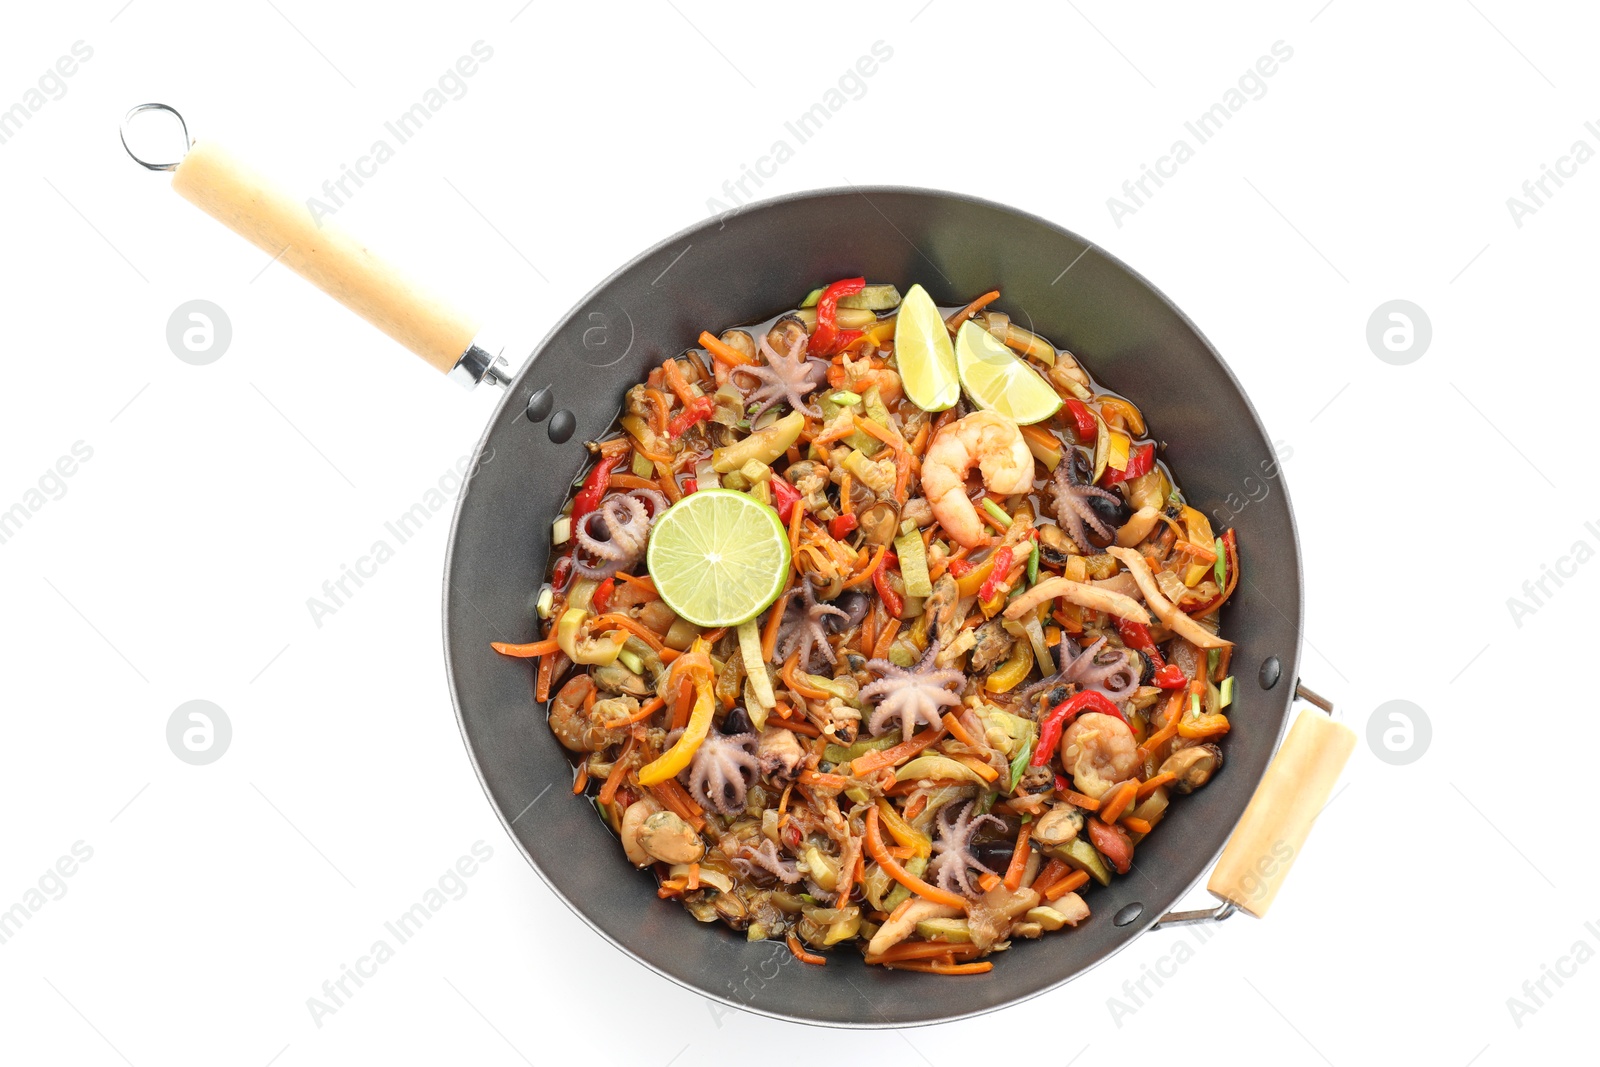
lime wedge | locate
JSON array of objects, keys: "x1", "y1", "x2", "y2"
[
  {"x1": 954, "y1": 320, "x2": 1062, "y2": 425},
  {"x1": 894, "y1": 284, "x2": 960, "y2": 411},
  {"x1": 645, "y1": 489, "x2": 792, "y2": 627}
]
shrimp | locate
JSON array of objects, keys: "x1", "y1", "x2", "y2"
[
  {"x1": 1060, "y1": 712, "x2": 1139, "y2": 799},
  {"x1": 920, "y1": 411, "x2": 1036, "y2": 548},
  {"x1": 548, "y1": 674, "x2": 627, "y2": 753}
]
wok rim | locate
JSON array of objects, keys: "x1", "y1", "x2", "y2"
[{"x1": 441, "y1": 183, "x2": 1304, "y2": 1028}]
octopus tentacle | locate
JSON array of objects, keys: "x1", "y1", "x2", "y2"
[
  {"x1": 773, "y1": 577, "x2": 848, "y2": 672},
  {"x1": 572, "y1": 494, "x2": 654, "y2": 580},
  {"x1": 731, "y1": 838, "x2": 801, "y2": 884},
  {"x1": 684, "y1": 732, "x2": 762, "y2": 815},
  {"x1": 731, "y1": 335, "x2": 829, "y2": 419},
  {"x1": 925, "y1": 800, "x2": 1006, "y2": 897},
  {"x1": 1049, "y1": 459, "x2": 1119, "y2": 554},
  {"x1": 862, "y1": 640, "x2": 965, "y2": 739}
]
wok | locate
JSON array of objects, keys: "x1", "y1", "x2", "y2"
[{"x1": 124, "y1": 103, "x2": 1354, "y2": 1027}]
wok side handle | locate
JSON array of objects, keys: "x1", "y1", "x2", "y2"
[
  {"x1": 1201, "y1": 705, "x2": 1355, "y2": 918},
  {"x1": 153, "y1": 123, "x2": 503, "y2": 388}
]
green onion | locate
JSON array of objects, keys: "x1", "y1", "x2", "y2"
[
  {"x1": 980, "y1": 498, "x2": 1013, "y2": 529},
  {"x1": 800, "y1": 286, "x2": 823, "y2": 308},
  {"x1": 975, "y1": 791, "x2": 998, "y2": 815},
  {"x1": 828, "y1": 391, "x2": 862, "y2": 406},
  {"x1": 1007, "y1": 731, "x2": 1037, "y2": 792},
  {"x1": 1219, "y1": 675, "x2": 1235, "y2": 710},
  {"x1": 1214, "y1": 536, "x2": 1227, "y2": 588},
  {"x1": 1027, "y1": 538, "x2": 1040, "y2": 586},
  {"x1": 1206, "y1": 647, "x2": 1220, "y2": 679},
  {"x1": 1189, "y1": 691, "x2": 1202, "y2": 719}
]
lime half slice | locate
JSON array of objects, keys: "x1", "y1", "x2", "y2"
[
  {"x1": 894, "y1": 284, "x2": 960, "y2": 411},
  {"x1": 954, "y1": 320, "x2": 1063, "y2": 425},
  {"x1": 645, "y1": 489, "x2": 791, "y2": 627}
]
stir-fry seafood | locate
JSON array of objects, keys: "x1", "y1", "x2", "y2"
[{"x1": 493, "y1": 278, "x2": 1243, "y2": 974}]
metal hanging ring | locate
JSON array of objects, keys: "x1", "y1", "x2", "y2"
[{"x1": 120, "y1": 103, "x2": 191, "y2": 171}]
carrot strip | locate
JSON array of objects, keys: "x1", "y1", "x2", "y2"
[
  {"x1": 954, "y1": 754, "x2": 1000, "y2": 783},
  {"x1": 798, "y1": 769, "x2": 849, "y2": 791},
  {"x1": 592, "y1": 613, "x2": 668, "y2": 653},
  {"x1": 782, "y1": 653, "x2": 833, "y2": 700},
  {"x1": 661, "y1": 358, "x2": 698, "y2": 406},
  {"x1": 686, "y1": 863, "x2": 700, "y2": 891},
  {"x1": 842, "y1": 543, "x2": 890, "y2": 588},
  {"x1": 850, "y1": 724, "x2": 945, "y2": 777},
  {"x1": 490, "y1": 637, "x2": 559, "y2": 658},
  {"x1": 903, "y1": 793, "x2": 928, "y2": 821},
  {"x1": 865, "y1": 940, "x2": 983, "y2": 964},
  {"x1": 650, "y1": 778, "x2": 706, "y2": 831},
  {"x1": 944, "y1": 290, "x2": 1000, "y2": 334},
  {"x1": 669, "y1": 675, "x2": 694, "y2": 730},
  {"x1": 644, "y1": 387, "x2": 671, "y2": 435},
  {"x1": 699, "y1": 330, "x2": 755, "y2": 367},
  {"x1": 871, "y1": 618, "x2": 901, "y2": 661},
  {"x1": 571, "y1": 763, "x2": 589, "y2": 795},
  {"x1": 1099, "y1": 780, "x2": 1139, "y2": 824},
  {"x1": 1059, "y1": 789, "x2": 1101, "y2": 812},
  {"x1": 787, "y1": 933, "x2": 827, "y2": 966},
  {"x1": 1003, "y1": 822, "x2": 1032, "y2": 891},
  {"x1": 1122, "y1": 817, "x2": 1153, "y2": 834},
  {"x1": 608, "y1": 473, "x2": 659, "y2": 491},
  {"x1": 535, "y1": 650, "x2": 563, "y2": 703},
  {"x1": 761, "y1": 585, "x2": 792, "y2": 663},
  {"x1": 598, "y1": 732, "x2": 637, "y2": 805},
  {"x1": 1136, "y1": 772, "x2": 1176, "y2": 798},
  {"x1": 865, "y1": 807, "x2": 967, "y2": 910},
  {"x1": 604, "y1": 694, "x2": 665, "y2": 728},
  {"x1": 839, "y1": 471, "x2": 853, "y2": 516},
  {"x1": 770, "y1": 717, "x2": 821, "y2": 737},
  {"x1": 613, "y1": 572, "x2": 659, "y2": 597},
  {"x1": 1045, "y1": 869, "x2": 1090, "y2": 900},
  {"x1": 1137, "y1": 690, "x2": 1189, "y2": 758},
  {"x1": 977, "y1": 872, "x2": 1002, "y2": 892},
  {"x1": 941, "y1": 712, "x2": 978, "y2": 748},
  {"x1": 1030, "y1": 857, "x2": 1070, "y2": 896},
  {"x1": 884, "y1": 959, "x2": 993, "y2": 975},
  {"x1": 851, "y1": 414, "x2": 910, "y2": 455}
]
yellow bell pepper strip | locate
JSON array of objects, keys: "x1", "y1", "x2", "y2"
[
  {"x1": 637, "y1": 639, "x2": 715, "y2": 786},
  {"x1": 984, "y1": 637, "x2": 1034, "y2": 693},
  {"x1": 876, "y1": 799, "x2": 932, "y2": 858}
]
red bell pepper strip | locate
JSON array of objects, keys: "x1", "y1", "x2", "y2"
[
  {"x1": 1151, "y1": 664, "x2": 1187, "y2": 690},
  {"x1": 978, "y1": 546, "x2": 1014, "y2": 603},
  {"x1": 1116, "y1": 618, "x2": 1164, "y2": 667},
  {"x1": 770, "y1": 476, "x2": 801, "y2": 524},
  {"x1": 1100, "y1": 442, "x2": 1154, "y2": 486},
  {"x1": 1031, "y1": 690, "x2": 1127, "y2": 767},
  {"x1": 1063, "y1": 398, "x2": 1097, "y2": 442},
  {"x1": 666, "y1": 395, "x2": 714, "y2": 437},
  {"x1": 592, "y1": 577, "x2": 616, "y2": 614},
  {"x1": 571, "y1": 453, "x2": 625, "y2": 527},
  {"x1": 872, "y1": 551, "x2": 904, "y2": 619},
  {"x1": 682, "y1": 478, "x2": 697, "y2": 494},
  {"x1": 946, "y1": 558, "x2": 974, "y2": 578},
  {"x1": 808, "y1": 277, "x2": 865, "y2": 357},
  {"x1": 828, "y1": 513, "x2": 859, "y2": 540}
]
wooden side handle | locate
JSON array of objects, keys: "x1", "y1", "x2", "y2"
[
  {"x1": 170, "y1": 139, "x2": 478, "y2": 375},
  {"x1": 1206, "y1": 707, "x2": 1355, "y2": 918}
]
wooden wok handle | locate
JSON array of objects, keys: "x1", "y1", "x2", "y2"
[
  {"x1": 170, "y1": 138, "x2": 483, "y2": 380},
  {"x1": 1206, "y1": 706, "x2": 1355, "y2": 918}
]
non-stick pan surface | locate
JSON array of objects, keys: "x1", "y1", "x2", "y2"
[{"x1": 442, "y1": 187, "x2": 1303, "y2": 1027}]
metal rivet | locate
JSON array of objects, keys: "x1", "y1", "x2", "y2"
[
  {"x1": 1259, "y1": 656, "x2": 1282, "y2": 690},
  {"x1": 547, "y1": 409, "x2": 576, "y2": 444},
  {"x1": 525, "y1": 385, "x2": 553, "y2": 423},
  {"x1": 1113, "y1": 903, "x2": 1144, "y2": 927}
]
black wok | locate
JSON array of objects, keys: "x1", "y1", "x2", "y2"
[{"x1": 127, "y1": 104, "x2": 1352, "y2": 1028}]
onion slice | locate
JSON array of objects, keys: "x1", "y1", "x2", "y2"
[
  {"x1": 1107, "y1": 547, "x2": 1231, "y2": 649},
  {"x1": 1002, "y1": 575, "x2": 1152, "y2": 627}
]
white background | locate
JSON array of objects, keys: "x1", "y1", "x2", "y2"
[{"x1": 1, "y1": 1, "x2": 1593, "y2": 1063}]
